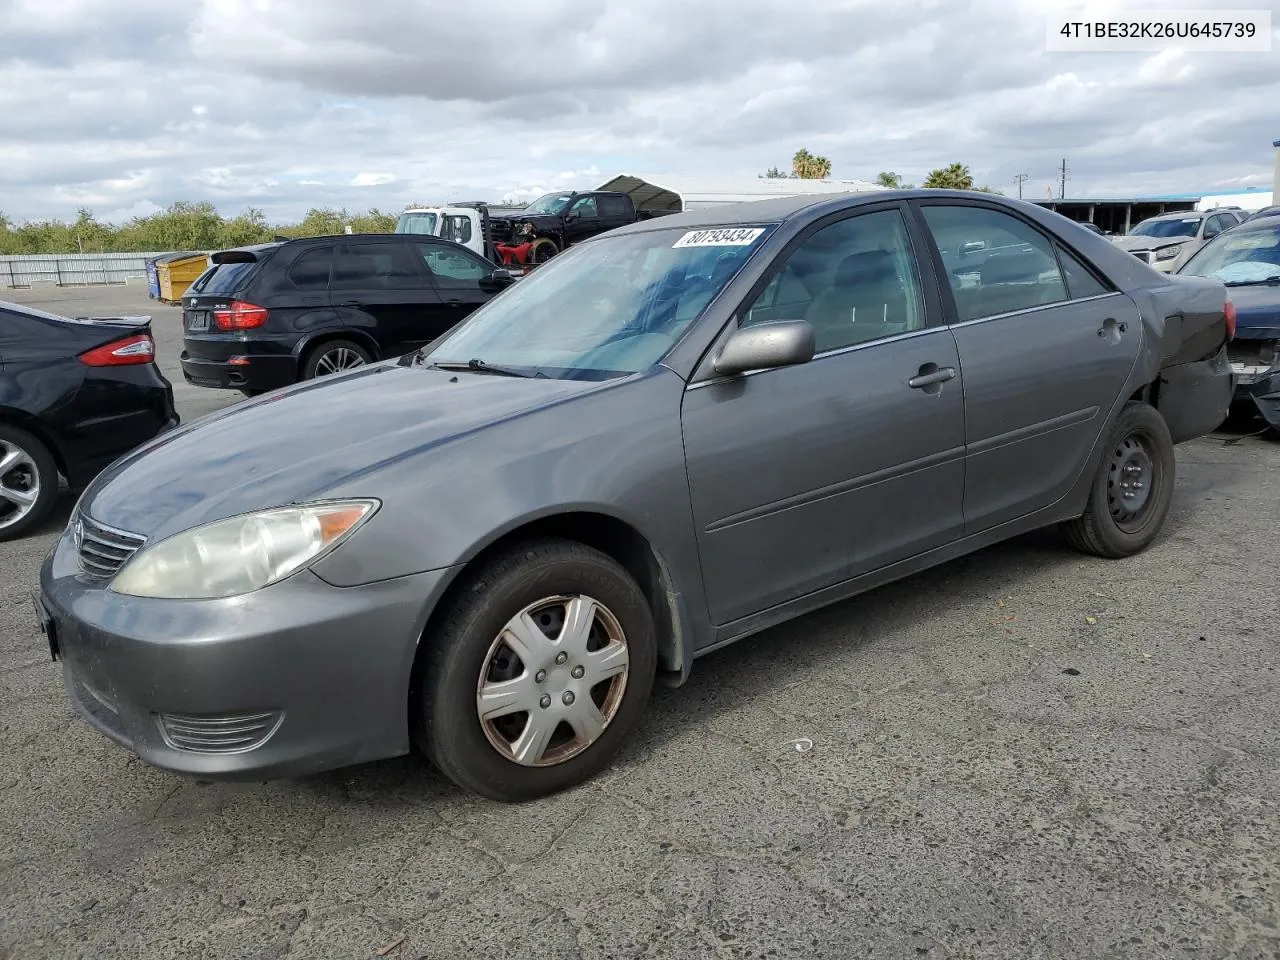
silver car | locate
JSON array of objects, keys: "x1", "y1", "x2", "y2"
[
  {"x1": 37, "y1": 191, "x2": 1233, "y2": 801},
  {"x1": 1112, "y1": 208, "x2": 1245, "y2": 273}
]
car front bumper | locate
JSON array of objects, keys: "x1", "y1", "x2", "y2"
[
  {"x1": 38, "y1": 525, "x2": 455, "y2": 780},
  {"x1": 1232, "y1": 364, "x2": 1280, "y2": 428}
]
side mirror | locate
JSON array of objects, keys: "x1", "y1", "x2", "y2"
[
  {"x1": 713, "y1": 320, "x2": 815, "y2": 377},
  {"x1": 958, "y1": 240, "x2": 986, "y2": 256},
  {"x1": 480, "y1": 268, "x2": 517, "y2": 291}
]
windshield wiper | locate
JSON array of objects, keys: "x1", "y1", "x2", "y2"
[
  {"x1": 1223, "y1": 276, "x2": 1280, "y2": 286},
  {"x1": 430, "y1": 358, "x2": 545, "y2": 378}
]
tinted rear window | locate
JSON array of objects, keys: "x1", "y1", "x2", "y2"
[{"x1": 194, "y1": 261, "x2": 257, "y2": 296}]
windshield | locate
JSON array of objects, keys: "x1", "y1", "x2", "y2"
[
  {"x1": 523, "y1": 193, "x2": 574, "y2": 215},
  {"x1": 1180, "y1": 224, "x2": 1280, "y2": 284},
  {"x1": 395, "y1": 212, "x2": 439, "y2": 235},
  {"x1": 1130, "y1": 217, "x2": 1200, "y2": 239},
  {"x1": 424, "y1": 224, "x2": 775, "y2": 379}
]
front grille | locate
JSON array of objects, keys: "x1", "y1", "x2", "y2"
[
  {"x1": 76, "y1": 513, "x2": 146, "y2": 582},
  {"x1": 157, "y1": 710, "x2": 284, "y2": 754}
]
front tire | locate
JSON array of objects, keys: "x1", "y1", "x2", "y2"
[
  {"x1": 414, "y1": 538, "x2": 657, "y2": 802},
  {"x1": 0, "y1": 425, "x2": 59, "y2": 542},
  {"x1": 1060, "y1": 401, "x2": 1175, "y2": 558},
  {"x1": 528, "y1": 237, "x2": 559, "y2": 265}
]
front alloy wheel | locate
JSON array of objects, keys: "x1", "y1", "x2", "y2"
[{"x1": 414, "y1": 538, "x2": 657, "y2": 802}]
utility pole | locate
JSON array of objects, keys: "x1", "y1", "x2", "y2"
[
  {"x1": 1059, "y1": 158, "x2": 1069, "y2": 199},
  {"x1": 1014, "y1": 173, "x2": 1030, "y2": 199}
]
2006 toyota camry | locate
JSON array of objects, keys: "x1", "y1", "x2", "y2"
[{"x1": 37, "y1": 191, "x2": 1233, "y2": 802}]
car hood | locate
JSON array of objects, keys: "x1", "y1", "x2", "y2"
[
  {"x1": 78, "y1": 361, "x2": 605, "y2": 540},
  {"x1": 490, "y1": 211, "x2": 556, "y2": 224},
  {"x1": 1225, "y1": 283, "x2": 1280, "y2": 339},
  {"x1": 1112, "y1": 235, "x2": 1189, "y2": 252}
]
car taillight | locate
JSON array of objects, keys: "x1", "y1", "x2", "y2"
[
  {"x1": 213, "y1": 301, "x2": 269, "y2": 330},
  {"x1": 1224, "y1": 298, "x2": 1237, "y2": 341},
  {"x1": 79, "y1": 334, "x2": 155, "y2": 366}
]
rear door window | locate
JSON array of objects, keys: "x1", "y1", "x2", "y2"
[
  {"x1": 332, "y1": 242, "x2": 425, "y2": 291},
  {"x1": 920, "y1": 204, "x2": 1068, "y2": 322},
  {"x1": 288, "y1": 247, "x2": 334, "y2": 291},
  {"x1": 599, "y1": 195, "x2": 630, "y2": 218}
]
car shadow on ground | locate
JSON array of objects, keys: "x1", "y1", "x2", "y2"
[{"x1": 284, "y1": 519, "x2": 1151, "y2": 805}]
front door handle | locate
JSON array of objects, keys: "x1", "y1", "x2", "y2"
[
  {"x1": 340, "y1": 299, "x2": 364, "y2": 307},
  {"x1": 908, "y1": 365, "x2": 957, "y2": 390}
]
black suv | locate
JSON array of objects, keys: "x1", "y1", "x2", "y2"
[{"x1": 180, "y1": 235, "x2": 515, "y2": 395}]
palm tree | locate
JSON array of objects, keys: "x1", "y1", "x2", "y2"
[
  {"x1": 875, "y1": 171, "x2": 915, "y2": 189},
  {"x1": 792, "y1": 148, "x2": 832, "y2": 179},
  {"x1": 922, "y1": 163, "x2": 975, "y2": 190}
]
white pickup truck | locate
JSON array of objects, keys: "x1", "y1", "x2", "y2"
[{"x1": 394, "y1": 205, "x2": 489, "y2": 258}]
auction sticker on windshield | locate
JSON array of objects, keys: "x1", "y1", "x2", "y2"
[{"x1": 673, "y1": 227, "x2": 766, "y2": 248}]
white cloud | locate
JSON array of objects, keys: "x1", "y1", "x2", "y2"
[{"x1": 0, "y1": 0, "x2": 1277, "y2": 223}]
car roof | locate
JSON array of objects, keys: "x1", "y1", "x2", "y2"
[
  {"x1": 213, "y1": 233, "x2": 444, "y2": 258},
  {"x1": 1143, "y1": 210, "x2": 1210, "y2": 221},
  {"x1": 1226, "y1": 214, "x2": 1280, "y2": 232}
]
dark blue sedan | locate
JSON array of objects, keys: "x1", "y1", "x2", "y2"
[{"x1": 1179, "y1": 215, "x2": 1280, "y2": 430}]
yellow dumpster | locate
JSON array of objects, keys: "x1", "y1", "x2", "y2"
[{"x1": 155, "y1": 253, "x2": 209, "y2": 303}]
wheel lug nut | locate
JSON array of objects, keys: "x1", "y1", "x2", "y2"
[
  {"x1": 535, "y1": 669, "x2": 547, "y2": 683},
  {"x1": 555, "y1": 652, "x2": 568, "y2": 665},
  {"x1": 539, "y1": 694, "x2": 552, "y2": 709},
  {"x1": 562, "y1": 691, "x2": 575, "y2": 706},
  {"x1": 571, "y1": 666, "x2": 585, "y2": 679}
]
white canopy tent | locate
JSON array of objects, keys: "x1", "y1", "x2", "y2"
[{"x1": 595, "y1": 173, "x2": 883, "y2": 213}]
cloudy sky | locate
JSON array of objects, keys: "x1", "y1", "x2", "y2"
[{"x1": 1, "y1": 0, "x2": 1278, "y2": 224}]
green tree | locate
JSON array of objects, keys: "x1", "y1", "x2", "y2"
[
  {"x1": 875, "y1": 171, "x2": 914, "y2": 189},
  {"x1": 922, "y1": 163, "x2": 975, "y2": 190},
  {"x1": 792, "y1": 148, "x2": 832, "y2": 179},
  {"x1": 760, "y1": 166, "x2": 787, "y2": 179},
  {"x1": 0, "y1": 202, "x2": 411, "y2": 254}
]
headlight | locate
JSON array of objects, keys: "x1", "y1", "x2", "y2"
[
  {"x1": 1155, "y1": 244, "x2": 1184, "y2": 261},
  {"x1": 111, "y1": 500, "x2": 378, "y2": 599}
]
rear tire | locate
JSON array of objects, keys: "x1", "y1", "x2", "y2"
[
  {"x1": 302, "y1": 339, "x2": 372, "y2": 380},
  {"x1": 413, "y1": 538, "x2": 657, "y2": 802},
  {"x1": 239, "y1": 387, "x2": 267, "y2": 398},
  {"x1": 1060, "y1": 401, "x2": 1175, "y2": 558},
  {"x1": 0, "y1": 425, "x2": 59, "y2": 542}
]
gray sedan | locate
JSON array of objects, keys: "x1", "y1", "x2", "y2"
[{"x1": 37, "y1": 191, "x2": 1233, "y2": 802}]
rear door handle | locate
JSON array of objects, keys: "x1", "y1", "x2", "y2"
[
  {"x1": 1098, "y1": 317, "x2": 1128, "y2": 339},
  {"x1": 908, "y1": 366, "x2": 957, "y2": 389}
]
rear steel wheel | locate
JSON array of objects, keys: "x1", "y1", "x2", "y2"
[{"x1": 1060, "y1": 401, "x2": 1174, "y2": 558}]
